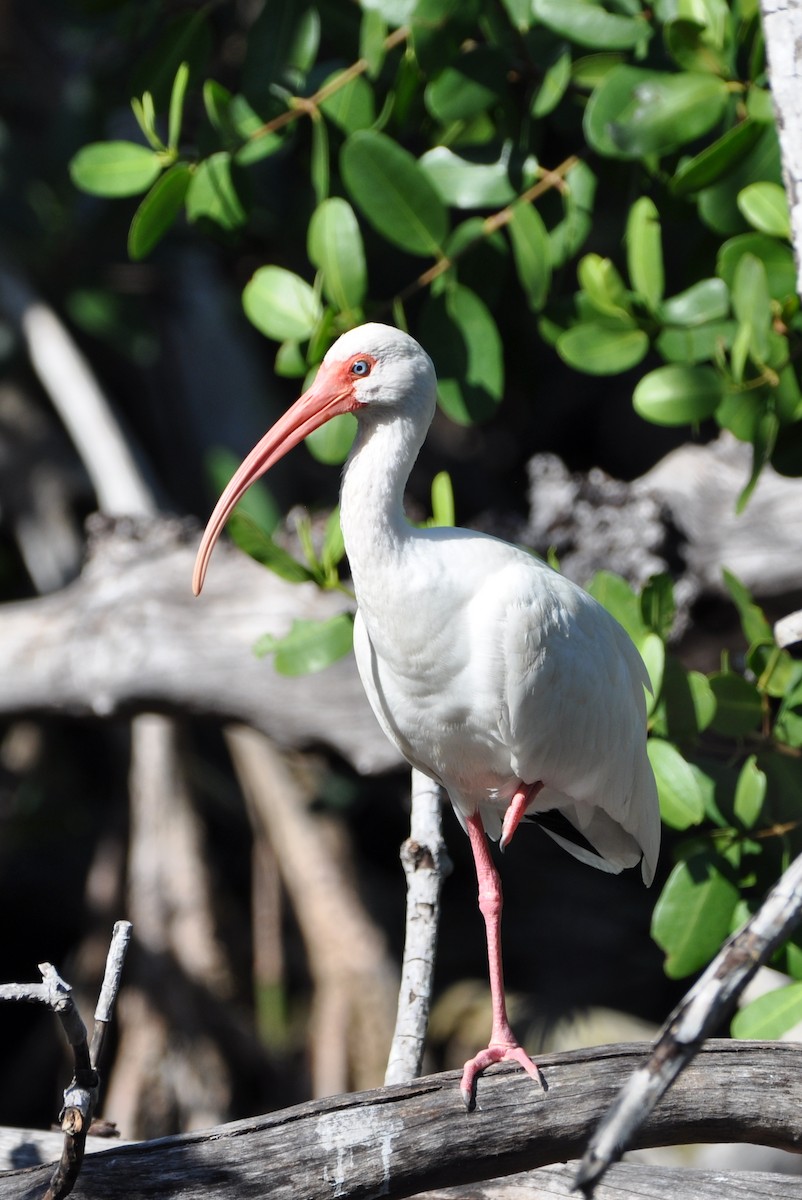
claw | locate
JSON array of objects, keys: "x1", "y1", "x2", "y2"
[{"x1": 460, "y1": 1043, "x2": 547, "y2": 1110}]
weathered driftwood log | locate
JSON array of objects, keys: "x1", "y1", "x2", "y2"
[
  {"x1": 0, "y1": 513, "x2": 398, "y2": 776},
  {"x1": 0, "y1": 1042, "x2": 799, "y2": 1200},
  {"x1": 524, "y1": 433, "x2": 802, "y2": 609}
]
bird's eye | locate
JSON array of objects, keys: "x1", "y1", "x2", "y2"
[{"x1": 350, "y1": 358, "x2": 371, "y2": 377}]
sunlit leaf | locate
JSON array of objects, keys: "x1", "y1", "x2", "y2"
[
  {"x1": 557, "y1": 322, "x2": 648, "y2": 375},
  {"x1": 70, "y1": 141, "x2": 162, "y2": 198},
  {"x1": 168, "y1": 61, "x2": 190, "y2": 151},
  {"x1": 532, "y1": 0, "x2": 650, "y2": 50},
  {"x1": 306, "y1": 413, "x2": 358, "y2": 464},
  {"x1": 652, "y1": 853, "x2": 740, "y2": 978},
  {"x1": 585, "y1": 66, "x2": 728, "y2": 160},
  {"x1": 659, "y1": 278, "x2": 730, "y2": 327},
  {"x1": 737, "y1": 181, "x2": 791, "y2": 239},
  {"x1": 633, "y1": 365, "x2": 723, "y2": 426},
  {"x1": 341, "y1": 131, "x2": 448, "y2": 257},
  {"x1": 647, "y1": 738, "x2": 706, "y2": 830},
  {"x1": 308, "y1": 198, "x2": 367, "y2": 315},
  {"x1": 626, "y1": 196, "x2": 664, "y2": 310},
  {"x1": 243, "y1": 266, "x2": 323, "y2": 341},
  {"x1": 256, "y1": 613, "x2": 355, "y2": 675},
  {"x1": 733, "y1": 755, "x2": 767, "y2": 830},
  {"x1": 419, "y1": 146, "x2": 518, "y2": 208},
  {"x1": 732, "y1": 982, "x2": 802, "y2": 1040}
]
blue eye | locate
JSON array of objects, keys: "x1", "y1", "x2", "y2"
[{"x1": 351, "y1": 359, "x2": 371, "y2": 376}]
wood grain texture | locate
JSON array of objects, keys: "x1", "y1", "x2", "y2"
[{"x1": 1, "y1": 1042, "x2": 800, "y2": 1199}]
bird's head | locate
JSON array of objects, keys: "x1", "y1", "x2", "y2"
[{"x1": 192, "y1": 322, "x2": 436, "y2": 596}]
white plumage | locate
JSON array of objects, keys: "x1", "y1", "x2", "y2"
[{"x1": 193, "y1": 322, "x2": 660, "y2": 1104}]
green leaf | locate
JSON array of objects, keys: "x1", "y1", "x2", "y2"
[
  {"x1": 652, "y1": 853, "x2": 740, "y2": 978},
  {"x1": 671, "y1": 120, "x2": 763, "y2": 197},
  {"x1": 708, "y1": 671, "x2": 763, "y2": 736},
  {"x1": 737, "y1": 181, "x2": 791, "y2": 239},
  {"x1": 69, "y1": 141, "x2": 162, "y2": 198},
  {"x1": 507, "y1": 202, "x2": 551, "y2": 312},
  {"x1": 633, "y1": 365, "x2": 723, "y2": 426},
  {"x1": 531, "y1": 0, "x2": 651, "y2": 50},
  {"x1": 531, "y1": 45, "x2": 571, "y2": 117},
  {"x1": 549, "y1": 160, "x2": 597, "y2": 267},
  {"x1": 732, "y1": 982, "x2": 802, "y2": 1040},
  {"x1": 664, "y1": 15, "x2": 731, "y2": 74},
  {"x1": 308, "y1": 198, "x2": 367, "y2": 315},
  {"x1": 557, "y1": 322, "x2": 648, "y2": 375},
  {"x1": 652, "y1": 661, "x2": 717, "y2": 740},
  {"x1": 722, "y1": 569, "x2": 773, "y2": 645},
  {"x1": 306, "y1": 413, "x2": 358, "y2": 464},
  {"x1": 640, "y1": 573, "x2": 675, "y2": 640},
  {"x1": 341, "y1": 130, "x2": 448, "y2": 257},
  {"x1": 319, "y1": 70, "x2": 376, "y2": 133},
  {"x1": 360, "y1": 8, "x2": 388, "y2": 75},
  {"x1": 310, "y1": 114, "x2": 329, "y2": 205},
  {"x1": 584, "y1": 66, "x2": 728, "y2": 160},
  {"x1": 731, "y1": 252, "x2": 771, "y2": 364},
  {"x1": 659, "y1": 278, "x2": 730, "y2": 327},
  {"x1": 418, "y1": 146, "x2": 518, "y2": 209},
  {"x1": 243, "y1": 267, "x2": 323, "y2": 342},
  {"x1": 256, "y1": 613, "x2": 355, "y2": 675},
  {"x1": 647, "y1": 738, "x2": 706, "y2": 830},
  {"x1": 578, "y1": 253, "x2": 630, "y2": 318},
  {"x1": 321, "y1": 507, "x2": 346, "y2": 576},
  {"x1": 698, "y1": 124, "x2": 783, "y2": 236},
  {"x1": 227, "y1": 512, "x2": 314, "y2": 583},
  {"x1": 243, "y1": 0, "x2": 320, "y2": 101},
  {"x1": 430, "y1": 470, "x2": 455, "y2": 527},
  {"x1": 186, "y1": 152, "x2": 247, "y2": 230},
  {"x1": 626, "y1": 197, "x2": 664, "y2": 310},
  {"x1": 424, "y1": 285, "x2": 504, "y2": 425},
  {"x1": 656, "y1": 320, "x2": 736, "y2": 365},
  {"x1": 717, "y1": 233, "x2": 797, "y2": 303},
  {"x1": 586, "y1": 571, "x2": 644, "y2": 642},
  {"x1": 733, "y1": 755, "x2": 767, "y2": 830},
  {"x1": 168, "y1": 61, "x2": 190, "y2": 152},
  {"x1": 425, "y1": 47, "x2": 506, "y2": 122},
  {"x1": 127, "y1": 163, "x2": 191, "y2": 260},
  {"x1": 206, "y1": 447, "x2": 280, "y2": 534}
]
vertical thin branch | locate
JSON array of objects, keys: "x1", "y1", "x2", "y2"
[{"x1": 384, "y1": 769, "x2": 452, "y2": 1085}]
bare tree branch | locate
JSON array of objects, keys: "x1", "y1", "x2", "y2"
[
  {"x1": 0, "y1": 925, "x2": 132, "y2": 1200},
  {"x1": 575, "y1": 851, "x2": 802, "y2": 1194},
  {"x1": 0, "y1": 1042, "x2": 799, "y2": 1200},
  {"x1": 385, "y1": 771, "x2": 451, "y2": 1085}
]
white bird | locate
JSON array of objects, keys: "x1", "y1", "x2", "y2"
[{"x1": 193, "y1": 323, "x2": 660, "y2": 1106}]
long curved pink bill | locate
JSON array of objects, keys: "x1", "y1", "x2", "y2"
[{"x1": 192, "y1": 374, "x2": 352, "y2": 596}]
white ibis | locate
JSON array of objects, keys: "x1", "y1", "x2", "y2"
[{"x1": 193, "y1": 323, "x2": 661, "y2": 1106}]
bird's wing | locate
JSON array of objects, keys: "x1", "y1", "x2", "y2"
[{"x1": 495, "y1": 562, "x2": 660, "y2": 882}]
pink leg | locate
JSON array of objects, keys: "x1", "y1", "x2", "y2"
[
  {"x1": 500, "y1": 780, "x2": 544, "y2": 850},
  {"x1": 460, "y1": 806, "x2": 546, "y2": 1109}
]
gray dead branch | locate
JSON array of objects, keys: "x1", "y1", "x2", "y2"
[
  {"x1": 0, "y1": 1041, "x2": 799, "y2": 1200},
  {"x1": 0, "y1": 513, "x2": 398, "y2": 777}
]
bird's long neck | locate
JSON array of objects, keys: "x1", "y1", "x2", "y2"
[{"x1": 339, "y1": 408, "x2": 427, "y2": 606}]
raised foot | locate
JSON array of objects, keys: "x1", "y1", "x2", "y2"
[{"x1": 460, "y1": 1042, "x2": 547, "y2": 1110}]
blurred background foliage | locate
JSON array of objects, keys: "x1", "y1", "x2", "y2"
[{"x1": 2, "y1": 0, "x2": 802, "y2": 1139}]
